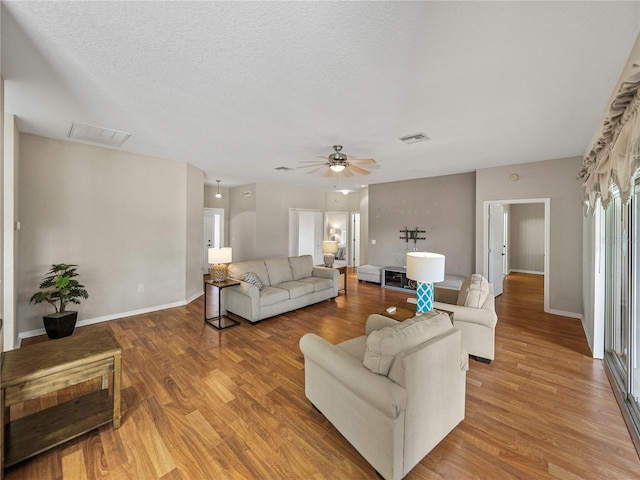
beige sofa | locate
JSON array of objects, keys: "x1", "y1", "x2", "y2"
[
  {"x1": 434, "y1": 274, "x2": 498, "y2": 363},
  {"x1": 299, "y1": 311, "x2": 467, "y2": 480},
  {"x1": 224, "y1": 255, "x2": 338, "y2": 323}
]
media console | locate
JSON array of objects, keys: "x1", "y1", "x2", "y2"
[{"x1": 381, "y1": 266, "x2": 416, "y2": 292}]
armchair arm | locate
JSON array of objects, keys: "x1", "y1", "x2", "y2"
[
  {"x1": 433, "y1": 302, "x2": 497, "y2": 328},
  {"x1": 299, "y1": 333, "x2": 407, "y2": 419},
  {"x1": 365, "y1": 314, "x2": 400, "y2": 335}
]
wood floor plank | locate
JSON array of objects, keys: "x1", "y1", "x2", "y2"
[{"x1": 6, "y1": 271, "x2": 640, "y2": 479}]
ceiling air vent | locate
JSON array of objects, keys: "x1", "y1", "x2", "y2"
[
  {"x1": 68, "y1": 122, "x2": 131, "y2": 147},
  {"x1": 275, "y1": 166, "x2": 293, "y2": 172},
  {"x1": 399, "y1": 132, "x2": 430, "y2": 144}
]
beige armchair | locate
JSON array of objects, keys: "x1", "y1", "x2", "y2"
[
  {"x1": 434, "y1": 274, "x2": 498, "y2": 363},
  {"x1": 299, "y1": 312, "x2": 467, "y2": 480}
]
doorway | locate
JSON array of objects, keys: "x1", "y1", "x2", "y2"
[
  {"x1": 289, "y1": 209, "x2": 323, "y2": 264},
  {"x1": 351, "y1": 213, "x2": 361, "y2": 267},
  {"x1": 483, "y1": 198, "x2": 550, "y2": 312},
  {"x1": 203, "y1": 208, "x2": 225, "y2": 273}
]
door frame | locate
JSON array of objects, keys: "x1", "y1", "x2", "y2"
[{"x1": 482, "y1": 198, "x2": 550, "y2": 313}]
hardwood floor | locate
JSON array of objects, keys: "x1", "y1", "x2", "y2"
[{"x1": 7, "y1": 272, "x2": 640, "y2": 479}]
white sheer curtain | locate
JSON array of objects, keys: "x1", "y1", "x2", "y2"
[{"x1": 581, "y1": 34, "x2": 640, "y2": 211}]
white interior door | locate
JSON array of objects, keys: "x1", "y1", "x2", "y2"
[
  {"x1": 289, "y1": 209, "x2": 323, "y2": 264},
  {"x1": 488, "y1": 203, "x2": 505, "y2": 296},
  {"x1": 203, "y1": 208, "x2": 224, "y2": 272}
]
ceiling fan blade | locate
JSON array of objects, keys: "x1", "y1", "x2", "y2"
[
  {"x1": 351, "y1": 158, "x2": 376, "y2": 164},
  {"x1": 297, "y1": 163, "x2": 327, "y2": 169},
  {"x1": 348, "y1": 165, "x2": 371, "y2": 175},
  {"x1": 307, "y1": 165, "x2": 329, "y2": 175},
  {"x1": 343, "y1": 168, "x2": 354, "y2": 177},
  {"x1": 324, "y1": 168, "x2": 335, "y2": 177},
  {"x1": 299, "y1": 160, "x2": 328, "y2": 164}
]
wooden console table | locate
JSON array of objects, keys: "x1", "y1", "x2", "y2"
[{"x1": 1, "y1": 329, "x2": 122, "y2": 472}]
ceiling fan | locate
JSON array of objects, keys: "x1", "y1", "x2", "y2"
[{"x1": 298, "y1": 145, "x2": 379, "y2": 177}]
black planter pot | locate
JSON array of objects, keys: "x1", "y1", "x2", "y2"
[{"x1": 43, "y1": 311, "x2": 78, "y2": 339}]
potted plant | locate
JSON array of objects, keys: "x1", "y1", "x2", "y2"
[{"x1": 30, "y1": 263, "x2": 89, "y2": 339}]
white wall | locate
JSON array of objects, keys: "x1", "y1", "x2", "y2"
[
  {"x1": 3, "y1": 113, "x2": 17, "y2": 350},
  {"x1": 476, "y1": 157, "x2": 584, "y2": 316},
  {"x1": 17, "y1": 134, "x2": 203, "y2": 336}
]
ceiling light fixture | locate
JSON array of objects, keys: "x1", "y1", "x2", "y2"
[
  {"x1": 215, "y1": 180, "x2": 222, "y2": 199},
  {"x1": 330, "y1": 164, "x2": 346, "y2": 173}
]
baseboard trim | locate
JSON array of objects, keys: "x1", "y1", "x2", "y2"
[
  {"x1": 509, "y1": 269, "x2": 544, "y2": 275},
  {"x1": 548, "y1": 308, "x2": 583, "y2": 320},
  {"x1": 19, "y1": 293, "x2": 204, "y2": 341}
]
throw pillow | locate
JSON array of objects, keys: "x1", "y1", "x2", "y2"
[
  {"x1": 457, "y1": 274, "x2": 490, "y2": 308},
  {"x1": 243, "y1": 272, "x2": 264, "y2": 289},
  {"x1": 363, "y1": 311, "x2": 452, "y2": 376}
]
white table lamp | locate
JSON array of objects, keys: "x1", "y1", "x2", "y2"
[
  {"x1": 208, "y1": 247, "x2": 233, "y2": 282},
  {"x1": 321, "y1": 241, "x2": 339, "y2": 267},
  {"x1": 406, "y1": 252, "x2": 445, "y2": 313}
]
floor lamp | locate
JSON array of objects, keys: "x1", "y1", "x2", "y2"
[{"x1": 406, "y1": 252, "x2": 445, "y2": 314}]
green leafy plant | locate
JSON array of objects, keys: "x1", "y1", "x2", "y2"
[{"x1": 30, "y1": 263, "x2": 89, "y2": 313}]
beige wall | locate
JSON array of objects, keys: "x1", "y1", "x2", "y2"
[
  {"x1": 186, "y1": 164, "x2": 204, "y2": 298},
  {"x1": 476, "y1": 156, "x2": 583, "y2": 315},
  {"x1": 229, "y1": 182, "x2": 326, "y2": 262},
  {"x1": 17, "y1": 134, "x2": 203, "y2": 335},
  {"x1": 509, "y1": 203, "x2": 545, "y2": 273},
  {"x1": 368, "y1": 173, "x2": 476, "y2": 276},
  {"x1": 229, "y1": 184, "x2": 257, "y2": 262},
  {"x1": 359, "y1": 187, "x2": 369, "y2": 264},
  {"x1": 324, "y1": 191, "x2": 361, "y2": 212}
]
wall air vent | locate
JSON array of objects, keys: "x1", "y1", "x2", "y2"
[
  {"x1": 399, "y1": 132, "x2": 430, "y2": 144},
  {"x1": 68, "y1": 122, "x2": 131, "y2": 147},
  {"x1": 275, "y1": 166, "x2": 293, "y2": 172}
]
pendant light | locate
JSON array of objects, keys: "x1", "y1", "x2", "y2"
[{"x1": 215, "y1": 180, "x2": 222, "y2": 199}]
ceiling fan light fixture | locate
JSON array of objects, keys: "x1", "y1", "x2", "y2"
[
  {"x1": 330, "y1": 164, "x2": 346, "y2": 173},
  {"x1": 215, "y1": 179, "x2": 222, "y2": 198}
]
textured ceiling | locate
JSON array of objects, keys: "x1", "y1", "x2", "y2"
[{"x1": 2, "y1": 1, "x2": 639, "y2": 192}]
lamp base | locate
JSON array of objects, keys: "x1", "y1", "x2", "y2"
[
  {"x1": 323, "y1": 253, "x2": 335, "y2": 268},
  {"x1": 210, "y1": 264, "x2": 228, "y2": 282},
  {"x1": 415, "y1": 282, "x2": 434, "y2": 313}
]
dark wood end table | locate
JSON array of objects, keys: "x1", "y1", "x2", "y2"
[{"x1": 204, "y1": 279, "x2": 241, "y2": 330}]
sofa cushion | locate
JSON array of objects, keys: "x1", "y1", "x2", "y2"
[
  {"x1": 363, "y1": 311, "x2": 453, "y2": 376},
  {"x1": 457, "y1": 274, "x2": 490, "y2": 308},
  {"x1": 299, "y1": 276, "x2": 334, "y2": 292},
  {"x1": 274, "y1": 281, "x2": 314, "y2": 299},
  {"x1": 259, "y1": 286, "x2": 290, "y2": 307},
  {"x1": 265, "y1": 257, "x2": 294, "y2": 285},
  {"x1": 242, "y1": 272, "x2": 264, "y2": 289},
  {"x1": 289, "y1": 255, "x2": 314, "y2": 280},
  {"x1": 229, "y1": 260, "x2": 271, "y2": 287}
]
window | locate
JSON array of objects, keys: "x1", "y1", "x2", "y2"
[{"x1": 604, "y1": 178, "x2": 640, "y2": 437}]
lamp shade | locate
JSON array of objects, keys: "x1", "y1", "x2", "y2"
[
  {"x1": 321, "y1": 240, "x2": 339, "y2": 254},
  {"x1": 406, "y1": 252, "x2": 445, "y2": 283},
  {"x1": 208, "y1": 247, "x2": 232, "y2": 264}
]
